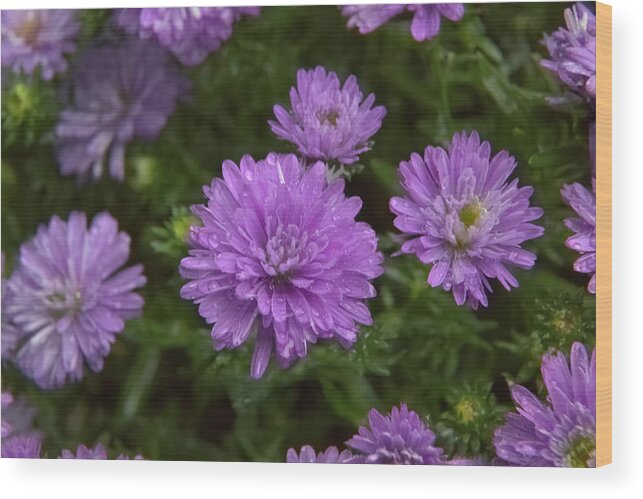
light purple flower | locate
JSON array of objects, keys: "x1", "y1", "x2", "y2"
[
  {"x1": 494, "y1": 342, "x2": 596, "y2": 467},
  {"x1": 269, "y1": 66, "x2": 386, "y2": 165},
  {"x1": 1, "y1": 435, "x2": 42, "y2": 458},
  {"x1": 1, "y1": 9, "x2": 79, "y2": 80},
  {"x1": 287, "y1": 445, "x2": 355, "y2": 463},
  {"x1": 114, "y1": 7, "x2": 260, "y2": 66},
  {"x1": 345, "y1": 404, "x2": 445, "y2": 464},
  {"x1": 541, "y1": 3, "x2": 596, "y2": 105},
  {"x1": 561, "y1": 180, "x2": 596, "y2": 294},
  {"x1": 389, "y1": 131, "x2": 544, "y2": 308},
  {"x1": 179, "y1": 153, "x2": 384, "y2": 378},
  {"x1": 3, "y1": 211, "x2": 146, "y2": 389},
  {"x1": 59, "y1": 442, "x2": 143, "y2": 460},
  {"x1": 2, "y1": 253, "x2": 19, "y2": 359},
  {"x1": 342, "y1": 4, "x2": 464, "y2": 41},
  {"x1": 55, "y1": 39, "x2": 189, "y2": 182},
  {"x1": 1, "y1": 392, "x2": 42, "y2": 458}
]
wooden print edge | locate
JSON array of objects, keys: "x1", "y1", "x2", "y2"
[{"x1": 596, "y1": 1, "x2": 612, "y2": 467}]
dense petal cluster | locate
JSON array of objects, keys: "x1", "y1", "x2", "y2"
[
  {"x1": 345, "y1": 404, "x2": 445, "y2": 464},
  {"x1": 55, "y1": 39, "x2": 189, "y2": 182},
  {"x1": 389, "y1": 131, "x2": 544, "y2": 308},
  {"x1": 342, "y1": 4, "x2": 464, "y2": 41},
  {"x1": 494, "y1": 342, "x2": 596, "y2": 467},
  {"x1": 59, "y1": 442, "x2": 143, "y2": 460},
  {"x1": 269, "y1": 66, "x2": 386, "y2": 165},
  {"x1": 114, "y1": 7, "x2": 260, "y2": 66},
  {"x1": 179, "y1": 153, "x2": 383, "y2": 378},
  {"x1": 1, "y1": 435, "x2": 42, "y2": 458},
  {"x1": 541, "y1": 3, "x2": 596, "y2": 105},
  {"x1": 2, "y1": 254, "x2": 19, "y2": 359},
  {"x1": 287, "y1": 445, "x2": 354, "y2": 463},
  {"x1": 3, "y1": 212, "x2": 146, "y2": 389},
  {"x1": 1, "y1": 9, "x2": 80, "y2": 80},
  {"x1": 561, "y1": 181, "x2": 596, "y2": 293}
]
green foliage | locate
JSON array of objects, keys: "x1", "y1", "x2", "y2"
[{"x1": 1, "y1": 4, "x2": 595, "y2": 462}]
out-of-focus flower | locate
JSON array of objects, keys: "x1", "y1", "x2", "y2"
[
  {"x1": 269, "y1": 66, "x2": 386, "y2": 165},
  {"x1": 59, "y1": 443, "x2": 144, "y2": 460},
  {"x1": 3, "y1": 211, "x2": 146, "y2": 389},
  {"x1": 114, "y1": 7, "x2": 260, "y2": 66},
  {"x1": 494, "y1": 342, "x2": 596, "y2": 467},
  {"x1": 287, "y1": 445, "x2": 354, "y2": 463},
  {"x1": 541, "y1": 3, "x2": 596, "y2": 106},
  {"x1": 342, "y1": 4, "x2": 464, "y2": 41},
  {"x1": 1, "y1": 434, "x2": 42, "y2": 458},
  {"x1": 1, "y1": 391, "x2": 42, "y2": 458},
  {"x1": 179, "y1": 153, "x2": 383, "y2": 378},
  {"x1": 1, "y1": 9, "x2": 79, "y2": 79},
  {"x1": 55, "y1": 39, "x2": 189, "y2": 182},
  {"x1": 561, "y1": 180, "x2": 596, "y2": 293},
  {"x1": 345, "y1": 404, "x2": 445, "y2": 464},
  {"x1": 389, "y1": 131, "x2": 544, "y2": 308}
]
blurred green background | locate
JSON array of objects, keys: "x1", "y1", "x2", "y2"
[{"x1": 1, "y1": 3, "x2": 595, "y2": 462}]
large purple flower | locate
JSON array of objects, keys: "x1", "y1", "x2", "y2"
[
  {"x1": 3, "y1": 212, "x2": 146, "y2": 389},
  {"x1": 179, "y1": 153, "x2": 383, "y2": 378},
  {"x1": 561, "y1": 180, "x2": 596, "y2": 294},
  {"x1": 1, "y1": 9, "x2": 79, "y2": 80},
  {"x1": 541, "y1": 3, "x2": 596, "y2": 106},
  {"x1": 55, "y1": 39, "x2": 189, "y2": 182},
  {"x1": 287, "y1": 445, "x2": 354, "y2": 464},
  {"x1": 345, "y1": 404, "x2": 445, "y2": 464},
  {"x1": 389, "y1": 131, "x2": 544, "y2": 308},
  {"x1": 2, "y1": 253, "x2": 19, "y2": 359},
  {"x1": 114, "y1": 7, "x2": 260, "y2": 66},
  {"x1": 342, "y1": 4, "x2": 464, "y2": 41},
  {"x1": 494, "y1": 342, "x2": 596, "y2": 467},
  {"x1": 59, "y1": 443, "x2": 143, "y2": 460},
  {"x1": 269, "y1": 66, "x2": 386, "y2": 165}
]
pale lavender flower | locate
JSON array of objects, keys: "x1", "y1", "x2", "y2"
[
  {"x1": 342, "y1": 4, "x2": 464, "y2": 41},
  {"x1": 346, "y1": 404, "x2": 445, "y2": 464},
  {"x1": 561, "y1": 180, "x2": 596, "y2": 294},
  {"x1": 494, "y1": 342, "x2": 596, "y2": 467},
  {"x1": 179, "y1": 153, "x2": 383, "y2": 378},
  {"x1": 287, "y1": 445, "x2": 354, "y2": 463},
  {"x1": 1, "y1": 9, "x2": 79, "y2": 80},
  {"x1": 114, "y1": 7, "x2": 260, "y2": 66},
  {"x1": 1, "y1": 391, "x2": 42, "y2": 458},
  {"x1": 55, "y1": 39, "x2": 189, "y2": 182},
  {"x1": 541, "y1": 3, "x2": 596, "y2": 106},
  {"x1": 2, "y1": 253, "x2": 19, "y2": 359},
  {"x1": 269, "y1": 66, "x2": 386, "y2": 165},
  {"x1": 3, "y1": 211, "x2": 146, "y2": 389},
  {"x1": 1, "y1": 435, "x2": 42, "y2": 458},
  {"x1": 59, "y1": 443, "x2": 143, "y2": 460},
  {"x1": 389, "y1": 131, "x2": 544, "y2": 308}
]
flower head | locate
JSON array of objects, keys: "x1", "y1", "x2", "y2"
[
  {"x1": 342, "y1": 4, "x2": 464, "y2": 41},
  {"x1": 541, "y1": 3, "x2": 596, "y2": 105},
  {"x1": 1, "y1": 392, "x2": 42, "y2": 458},
  {"x1": 287, "y1": 445, "x2": 354, "y2": 463},
  {"x1": 114, "y1": 7, "x2": 260, "y2": 66},
  {"x1": 2, "y1": 253, "x2": 19, "y2": 359},
  {"x1": 59, "y1": 442, "x2": 143, "y2": 460},
  {"x1": 1, "y1": 435, "x2": 42, "y2": 458},
  {"x1": 3, "y1": 211, "x2": 146, "y2": 389},
  {"x1": 269, "y1": 66, "x2": 386, "y2": 165},
  {"x1": 179, "y1": 153, "x2": 383, "y2": 378},
  {"x1": 55, "y1": 39, "x2": 189, "y2": 182},
  {"x1": 345, "y1": 404, "x2": 445, "y2": 464},
  {"x1": 561, "y1": 180, "x2": 596, "y2": 293},
  {"x1": 494, "y1": 342, "x2": 596, "y2": 467},
  {"x1": 1, "y1": 9, "x2": 79, "y2": 80},
  {"x1": 389, "y1": 131, "x2": 544, "y2": 308}
]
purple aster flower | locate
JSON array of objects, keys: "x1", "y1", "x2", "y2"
[
  {"x1": 269, "y1": 66, "x2": 386, "y2": 165},
  {"x1": 541, "y1": 3, "x2": 596, "y2": 106},
  {"x1": 3, "y1": 211, "x2": 146, "y2": 389},
  {"x1": 179, "y1": 153, "x2": 384, "y2": 378},
  {"x1": 494, "y1": 342, "x2": 596, "y2": 467},
  {"x1": 59, "y1": 443, "x2": 143, "y2": 460},
  {"x1": 287, "y1": 445, "x2": 355, "y2": 463},
  {"x1": 114, "y1": 7, "x2": 260, "y2": 66},
  {"x1": 1, "y1": 9, "x2": 79, "y2": 80},
  {"x1": 2, "y1": 253, "x2": 19, "y2": 359},
  {"x1": 1, "y1": 392, "x2": 42, "y2": 458},
  {"x1": 1, "y1": 435, "x2": 42, "y2": 458},
  {"x1": 345, "y1": 404, "x2": 445, "y2": 464},
  {"x1": 561, "y1": 180, "x2": 596, "y2": 294},
  {"x1": 342, "y1": 4, "x2": 464, "y2": 41},
  {"x1": 55, "y1": 39, "x2": 189, "y2": 182},
  {"x1": 389, "y1": 131, "x2": 544, "y2": 308}
]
